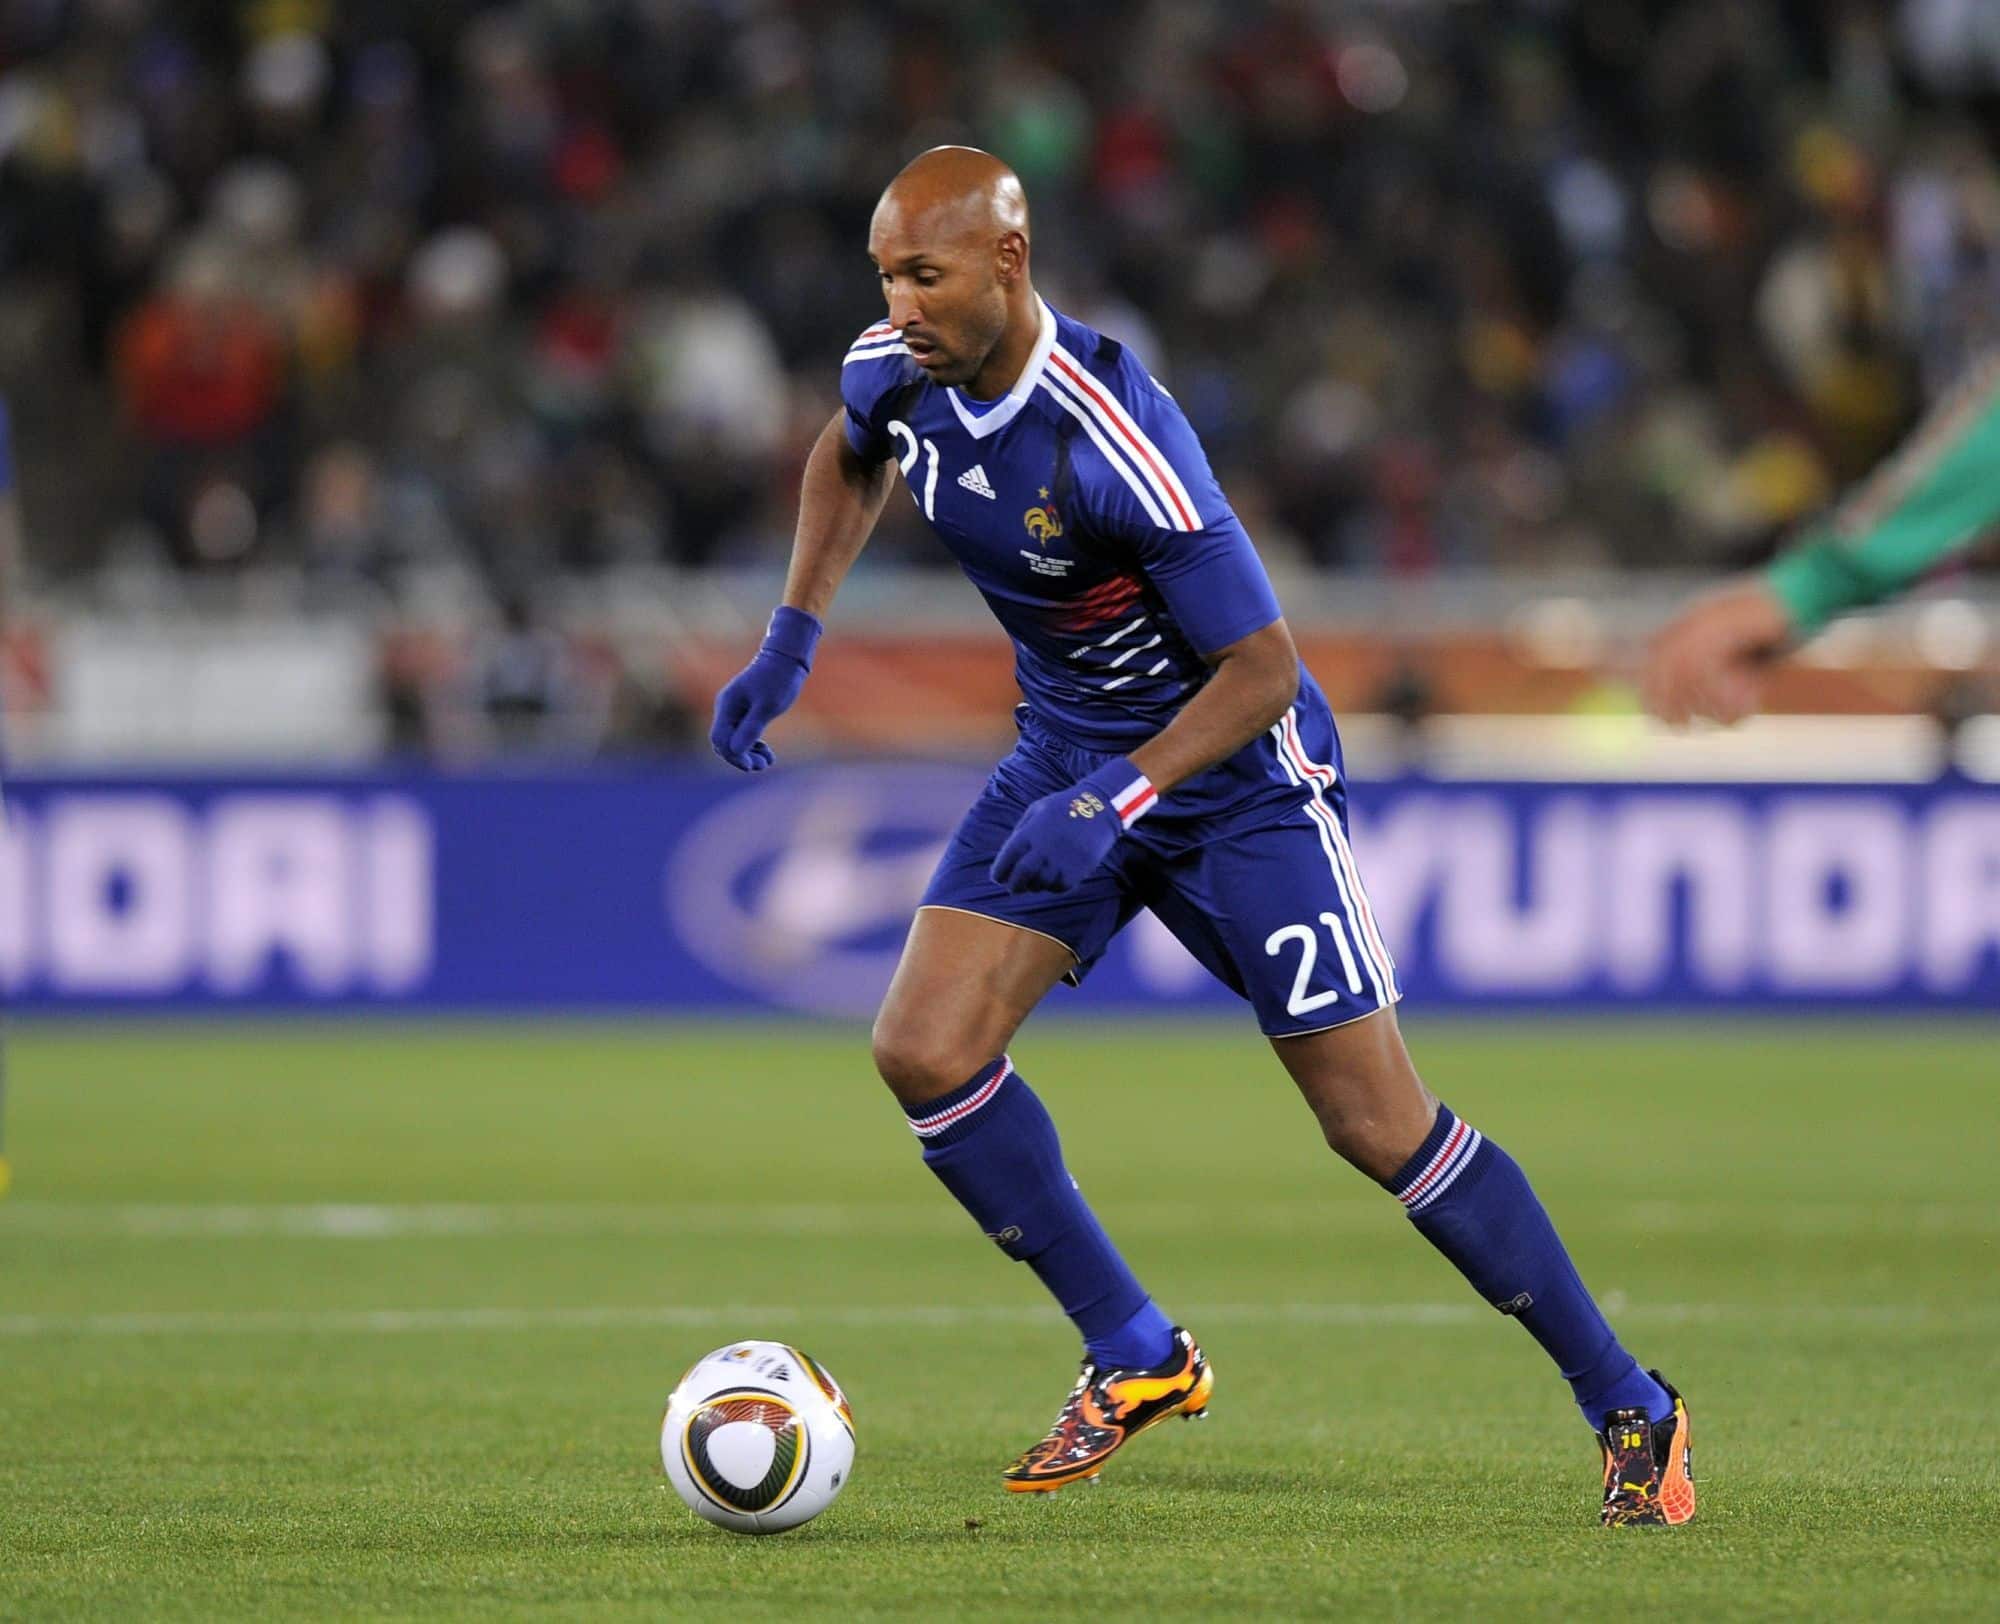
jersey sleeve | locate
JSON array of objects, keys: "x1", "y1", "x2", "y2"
[
  {"x1": 839, "y1": 321, "x2": 908, "y2": 464},
  {"x1": 1767, "y1": 349, "x2": 2000, "y2": 636},
  {"x1": 1067, "y1": 355, "x2": 1282, "y2": 655}
]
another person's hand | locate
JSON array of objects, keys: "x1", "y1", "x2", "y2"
[
  {"x1": 709, "y1": 607, "x2": 822, "y2": 770},
  {"x1": 1642, "y1": 580, "x2": 1796, "y2": 726}
]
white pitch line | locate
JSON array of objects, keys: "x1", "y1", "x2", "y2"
[
  {"x1": 0, "y1": 1300, "x2": 1988, "y2": 1340},
  {"x1": 0, "y1": 1203, "x2": 894, "y2": 1238}
]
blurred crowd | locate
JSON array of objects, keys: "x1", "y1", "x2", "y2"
[{"x1": 4, "y1": 0, "x2": 2000, "y2": 623}]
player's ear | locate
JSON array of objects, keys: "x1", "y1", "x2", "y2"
[{"x1": 995, "y1": 230, "x2": 1027, "y2": 286}]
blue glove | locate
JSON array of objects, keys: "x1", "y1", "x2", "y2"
[
  {"x1": 710, "y1": 606, "x2": 822, "y2": 771},
  {"x1": 990, "y1": 757, "x2": 1158, "y2": 894}
]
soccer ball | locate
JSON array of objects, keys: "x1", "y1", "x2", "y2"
[{"x1": 660, "y1": 1340, "x2": 855, "y2": 1534}]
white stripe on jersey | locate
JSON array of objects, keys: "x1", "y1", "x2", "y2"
[
  {"x1": 1047, "y1": 343, "x2": 1201, "y2": 531},
  {"x1": 843, "y1": 341, "x2": 911, "y2": 366},
  {"x1": 1067, "y1": 615, "x2": 1148, "y2": 659},
  {"x1": 1036, "y1": 372, "x2": 1174, "y2": 530},
  {"x1": 1103, "y1": 634, "x2": 1163, "y2": 670}
]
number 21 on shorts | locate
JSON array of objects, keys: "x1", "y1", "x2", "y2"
[{"x1": 1265, "y1": 913, "x2": 1365, "y2": 1017}]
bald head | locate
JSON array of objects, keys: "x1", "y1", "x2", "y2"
[
  {"x1": 868, "y1": 147, "x2": 1038, "y2": 395},
  {"x1": 876, "y1": 146, "x2": 1030, "y2": 243}
]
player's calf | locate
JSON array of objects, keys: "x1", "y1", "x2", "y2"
[
  {"x1": 898, "y1": 1055, "x2": 1179, "y2": 1374},
  {"x1": 1381, "y1": 1104, "x2": 1675, "y2": 1429}
]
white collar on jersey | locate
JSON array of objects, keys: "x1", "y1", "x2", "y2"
[{"x1": 947, "y1": 298, "x2": 1056, "y2": 440}]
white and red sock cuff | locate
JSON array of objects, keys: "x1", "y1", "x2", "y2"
[
  {"x1": 905, "y1": 1055, "x2": 1014, "y2": 1142},
  {"x1": 1387, "y1": 1105, "x2": 1487, "y2": 1214}
]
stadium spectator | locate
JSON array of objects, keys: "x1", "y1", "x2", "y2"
[
  {"x1": 111, "y1": 241, "x2": 289, "y2": 565},
  {"x1": 467, "y1": 589, "x2": 599, "y2": 756}
]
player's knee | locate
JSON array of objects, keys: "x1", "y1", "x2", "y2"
[
  {"x1": 1309, "y1": 1082, "x2": 1436, "y2": 1181},
  {"x1": 1314, "y1": 1107, "x2": 1403, "y2": 1179},
  {"x1": 870, "y1": 1012, "x2": 985, "y2": 1106}
]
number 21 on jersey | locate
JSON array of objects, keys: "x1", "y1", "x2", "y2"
[{"x1": 888, "y1": 421, "x2": 940, "y2": 520}]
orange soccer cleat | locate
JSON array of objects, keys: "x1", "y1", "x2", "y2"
[
  {"x1": 1001, "y1": 1326, "x2": 1214, "y2": 1492},
  {"x1": 1599, "y1": 1370, "x2": 1696, "y2": 1527}
]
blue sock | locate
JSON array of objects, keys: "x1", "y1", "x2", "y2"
[
  {"x1": 906, "y1": 1057, "x2": 1177, "y2": 1371},
  {"x1": 1386, "y1": 1105, "x2": 1673, "y2": 1431}
]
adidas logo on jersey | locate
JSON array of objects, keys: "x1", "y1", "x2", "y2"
[{"x1": 957, "y1": 463, "x2": 997, "y2": 499}]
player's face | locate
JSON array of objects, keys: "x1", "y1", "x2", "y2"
[{"x1": 868, "y1": 216, "x2": 1010, "y2": 390}]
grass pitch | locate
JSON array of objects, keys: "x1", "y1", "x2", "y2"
[{"x1": 2, "y1": 1019, "x2": 1996, "y2": 1620}]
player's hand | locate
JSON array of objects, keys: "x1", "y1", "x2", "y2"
[
  {"x1": 1641, "y1": 579, "x2": 1796, "y2": 727},
  {"x1": 991, "y1": 758, "x2": 1151, "y2": 895},
  {"x1": 709, "y1": 606, "x2": 823, "y2": 771}
]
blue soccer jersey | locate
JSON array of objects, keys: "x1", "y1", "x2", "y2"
[{"x1": 842, "y1": 300, "x2": 1290, "y2": 751}]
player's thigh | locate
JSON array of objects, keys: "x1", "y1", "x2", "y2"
[
  {"x1": 876, "y1": 731, "x2": 1134, "y2": 1107},
  {"x1": 872, "y1": 905, "x2": 1076, "y2": 1108}
]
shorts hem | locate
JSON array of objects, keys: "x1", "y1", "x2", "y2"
[
  {"x1": 1263, "y1": 990, "x2": 1403, "y2": 1041},
  {"x1": 915, "y1": 904, "x2": 1084, "y2": 970}
]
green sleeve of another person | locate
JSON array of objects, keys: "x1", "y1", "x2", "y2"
[{"x1": 1766, "y1": 350, "x2": 2000, "y2": 638}]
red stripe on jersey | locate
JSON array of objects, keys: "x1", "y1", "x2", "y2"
[
  {"x1": 1046, "y1": 352, "x2": 1198, "y2": 531},
  {"x1": 1059, "y1": 571, "x2": 1146, "y2": 632}
]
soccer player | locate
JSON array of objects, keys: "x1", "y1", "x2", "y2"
[
  {"x1": 711, "y1": 148, "x2": 1694, "y2": 1526},
  {"x1": 1645, "y1": 350, "x2": 2000, "y2": 724}
]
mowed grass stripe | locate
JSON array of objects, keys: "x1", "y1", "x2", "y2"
[
  {"x1": 4, "y1": 1299, "x2": 1994, "y2": 1339},
  {"x1": 7, "y1": 1197, "x2": 2000, "y2": 1237}
]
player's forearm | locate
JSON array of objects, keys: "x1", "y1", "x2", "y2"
[
  {"x1": 1766, "y1": 350, "x2": 2000, "y2": 638},
  {"x1": 781, "y1": 414, "x2": 895, "y2": 620},
  {"x1": 1129, "y1": 619, "x2": 1300, "y2": 795}
]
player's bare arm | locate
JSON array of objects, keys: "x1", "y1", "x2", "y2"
[
  {"x1": 782, "y1": 411, "x2": 896, "y2": 620},
  {"x1": 958, "y1": 615, "x2": 1298, "y2": 894},
  {"x1": 708, "y1": 415, "x2": 895, "y2": 770},
  {"x1": 1127, "y1": 618, "x2": 1299, "y2": 794},
  {"x1": 989, "y1": 618, "x2": 1298, "y2": 896}
]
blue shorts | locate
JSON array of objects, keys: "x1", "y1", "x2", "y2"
[{"x1": 919, "y1": 700, "x2": 1402, "y2": 1037}]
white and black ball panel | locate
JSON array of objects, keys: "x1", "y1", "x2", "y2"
[
  {"x1": 705, "y1": 1420, "x2": 776, "y2": 1489},
  {"x1": 676, "y1": 1388, "x2": 810, "y2": 1518}
]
